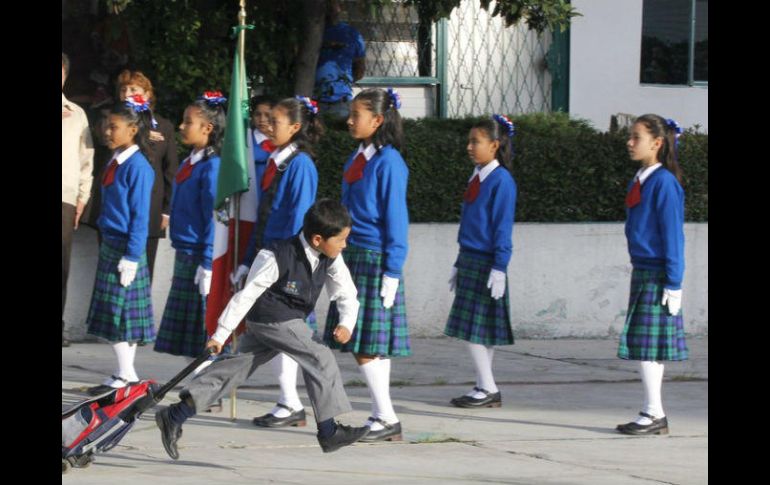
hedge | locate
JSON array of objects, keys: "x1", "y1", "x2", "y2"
[{"x1": 311, "y1": 112, "x2": 707, "y2": 222}]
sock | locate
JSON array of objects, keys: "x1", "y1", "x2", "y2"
[
  {"x1": 168, "y1": 399, "x2": 196, "y2": 426},
  {"x1": 635, "y1": 361, "x2": 665, "y2": 425},
  {"x1": 359, "y1": 358, "x2": 398, "y2": 431},
  {"x1": 317, "y1": 417, "x2": 337, "y2": 439},
  {"x1": 466, "y1": 343, "x2": 498, "y2": 398},
  {"x1": 269, "y1": 353, "x2": 303, "y2": 417},
  {"x1": 125, "y1": 342, "x2": 139, "y2": 381},
  {"x1": 106, "y1": 342, "x2": 138, "y2": 386}
]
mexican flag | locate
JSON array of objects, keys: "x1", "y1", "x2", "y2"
[{"x1": 205, "y1": 46, "x2": 257, "y2": 340}]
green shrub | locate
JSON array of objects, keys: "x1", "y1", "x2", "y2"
[{"x1": 313, "y1": 112, "x2": 708, "y2": 222}]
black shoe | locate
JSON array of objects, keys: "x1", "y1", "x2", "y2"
[
  {"x1": 317, "y1": 422, "x2": 370, "y2": 453},
  {"x1": 155, "y1": 407, "x2": 183, "y2": 460},
  {"x1": 450, "y1": 387, "x2": 502, "y2": 408},
  {"x1": 617, "y1": 412, "x2": 669, "y2": 435},
  {"x1": 252, "y1": 403, "x2": 307, "y2": 427},
  {"x1": 360, "y1": 417, "x2": 403, "y2": 442},
  {"x1": 85, "y1": 376, "x2": 137, "y2": 396}
]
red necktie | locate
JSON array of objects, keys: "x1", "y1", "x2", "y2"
[
  {"x1": 102, "y1": 159, "x2": 119, "y2": 187},
  {"x1": 464, "y1": 174, "x2": 481, "y2": 203},
  {"x1": 625, "y1": 178, "x2": 641, "y2": 208},
  {"x1": 260, "y1": 139, "x2": 276, "y2": 153},
  {"x1": 344, "y1": 152, "x2": 367, "y2": 184},
  {"x1": 176, "y1": 158, "x2": 194, "y2": 183},
  {"x1": 261, "y1": 158, "x2": 277, "y2": 191}
]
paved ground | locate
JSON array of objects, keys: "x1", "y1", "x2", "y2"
[{"x1": 62, "y1": 337, "x2": 707, "y2": 484}]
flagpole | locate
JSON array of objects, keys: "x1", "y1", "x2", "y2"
[{"x1": 229, "y1": 0, "x2": 247, "y2": 422}]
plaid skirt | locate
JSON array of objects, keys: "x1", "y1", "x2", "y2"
[
  {"x1": 324, "y1": 244, "x2": 411, "y2": 357},
  {"x1": 444, "y1": 251, "x2": 513, "y2": 346},
  {"x1": 86, "y1": 237, "x2": 155, "y2": 344},
  {"x1": 617, "y1": 269, "x2": 688, "y2": 361},
  {"x1": 154, "y1": 252, "x2": 207, "y2": 358}
]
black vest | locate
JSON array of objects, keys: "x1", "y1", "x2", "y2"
[{"x1": 246, "y1": 236, "x2": 334, "y2": 323}]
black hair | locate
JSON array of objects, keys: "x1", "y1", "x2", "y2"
[
  {"x1": 188, "y1": 99, "x2": 227, "y2": 157},
  {"x1": 352, "y1": 88, "x2": 405, "y2": 153},
  {"x1": 470, "y1": 117, "x2": 514, "y2": 172},
  {"x1": 302, "y1": 198, "x2": 352, "y2": 240},
  {"x1": 109, "y1": 100, "x2": 152, "y2": 156},
  {"x1": 633, "y1": 114, "x2": 683, "y2": 183},
  {"x1": 275, "y1": 97, "x2": 325, "y2": 159},
  {"x1": 249, "y1": 94, "x2": 278, "y2": 113}
]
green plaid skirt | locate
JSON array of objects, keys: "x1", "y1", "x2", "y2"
[
  {"x1": 444, "y1": 251, "x2": 513, "y2": 346},
  {"x1": 154, "y1": 251, "x2": 207, "y2": 358},
  {"x1": 617, "y1": 269, "x2": 688, "y2": 361},
  {"x1": 86, "y1": 237, "x2": 155, "y2": 344},
  {"x1": 324, "y1": 244, "x2": 411, "y2": 357}
]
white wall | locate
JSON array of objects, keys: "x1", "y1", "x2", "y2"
[
  {"x1": 352, "y1": 85, "x2": 436, "y2": 119},
  {"x1": 569, "y1": 0, "x2": 708, "y2": 132},
  {"x1": 64, "y1": 223, "x2": 708, "y2": 341}
]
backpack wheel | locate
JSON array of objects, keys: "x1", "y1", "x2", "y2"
[{"x1": 62, "y1": 460, "x2": 70, "y2": 474}]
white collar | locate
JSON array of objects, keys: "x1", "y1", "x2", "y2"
[
  {"x1": 187, "y1": 148, "x2": 206, "y2": 166},
  {"x1": 356, "y1": 143, "x2": 379, "y2": 161},
  {"x1": 299, "y1": 232, "x2": 322, "y2": 269},
  {"x1": 252, "y1": 128, "x2": 269, "y2": 145},
  {"x1": 112, "y1": 145, "x2": 140, "y2": 165},
  {"x1": 272, "y1": 143, "x2": 298, "y2": 167},
  {"x1": 470, "y1": 159, "x2": 500, "y2": 183},
  {"x1": 635, "y1": 163, "x2": 662, "y2": 185}
]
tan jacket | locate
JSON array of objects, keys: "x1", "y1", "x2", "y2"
[{"x1": 62, "y1": 93, "x2": 94, "y2": 206}]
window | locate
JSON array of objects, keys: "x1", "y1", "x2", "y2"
[{"x1": 640, "y1": 0, "x2": 708, "y2": 85}]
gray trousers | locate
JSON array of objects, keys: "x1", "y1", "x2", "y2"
[{"x1": 181, "y1": 319, "x2": 352, "y2": 423}]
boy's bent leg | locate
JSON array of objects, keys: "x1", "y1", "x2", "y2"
[
  {"x1": 183, "y1": 330, "x2": 277, "y2": 411},
  {"x1": 250, "y1": 319, "x2": 369, "y2": 452},
  {"x1": 156, "y1": 329, "x2": 278, "y2": 459},
  {"x1": 251, "y1": 319, "x2": 352, "y2": 422}
]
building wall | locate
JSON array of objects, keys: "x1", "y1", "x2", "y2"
[{"x1": 569, "y1": 0, "x2": 708, "y2": 132}]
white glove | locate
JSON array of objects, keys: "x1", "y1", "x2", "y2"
[
  {"x1": 661, "y1": 288, "x2": 682, "y2": 316},
  {"x1": 486, "y1": 269, "x2": 506, "y2": 300},
  {"x1": 448, "y1": 267, "x2": 458, "y2": 292},
  {"x1": 117, "y1": 258, "x2": 138, "y2": 288},
  {"x1": 194, "y1": 265, "x2": 212, "y2": 296},
  {"x1": 230, "y1": 264, "x2": 250, "y2": 286},
  {"x1": 380, "y1": 275, "x2": 400, "y2": 309}
]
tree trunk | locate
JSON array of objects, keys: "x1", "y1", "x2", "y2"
[{"x1": 293, "y1": 0, "x2": 326, "y2": 96}]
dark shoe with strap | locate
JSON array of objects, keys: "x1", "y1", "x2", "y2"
[
  {"x1": 617, "y1": 412, "x2": 669, "y2": 435},
  {"x1": 155, "y1": 407, "x2": 183, "y2": 460},
  {"x1": 317, "y1": 422, "x2": 370, "y2": 453},
  {"x1": 252, "y1": 403, "x2": 307, "y2": 428},
  {"x1": 450, "y1": 387, "x2": 502, "y2": 408},
  {"x1": 360, "y1": 417, "x2": 403, "y2": 442},
  {"x1": 85, "y1": 375, "x2": 135, "y2": 396}
]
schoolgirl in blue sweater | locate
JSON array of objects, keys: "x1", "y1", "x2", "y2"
[
  {"x1": 242, "y1": 96, "x2": 323, "y2": 428},
  {"x1": 324, "y1": 88, "x2": 410, "y2": 442},
  {"x1": 616, "y1": 114, "x2": 687, "y2": 436},
  {"x1": 154, "y1": 91, "x2": 226, "y2": 359},
  {"x1": 85, "y1": 95, "x2": 155, "y2": 395},
  {"x1": 445, "y1": 115, "x2": 517, "y2": 409}
]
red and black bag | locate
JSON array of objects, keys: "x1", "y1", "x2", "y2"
[{"x1": 62, "y1": 349, "x2": 214, "y2": 473}]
